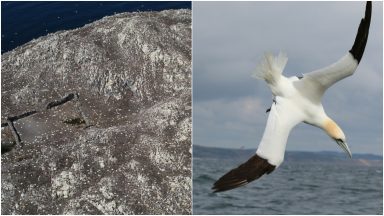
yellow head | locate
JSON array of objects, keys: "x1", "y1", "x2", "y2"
[
  {"x1": 323, "y1": 118, "x2": 352, "y2": 158},
  {"x1": 324, "y1": 118, "x2": 345, "y2": 141}
]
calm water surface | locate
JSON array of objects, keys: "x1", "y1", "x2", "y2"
[
  {"x1": 193, "y1": 158, "x2": 383, "y2": 214},
  {"x1": 1, "y1": 1, "x2": 191, "y2": 53}
]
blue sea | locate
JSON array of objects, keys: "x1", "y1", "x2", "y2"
[
  {"x1": 1, "y1": 1, "x2": 191, "y2": 53},
  {"x1": 193, "y1": 157, "x2": 383, "y2": 215}
]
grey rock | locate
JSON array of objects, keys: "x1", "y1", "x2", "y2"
[{"x1": 1, "y1": 9, "x2": 191, "y2": 214}]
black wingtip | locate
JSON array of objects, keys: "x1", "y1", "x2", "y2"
[
  {"x1": 212, "y1": 154, "x2": 276, "y2": 193},
  {"x1": 349, "y1": 1, "x2": 372, "y2": 63}
]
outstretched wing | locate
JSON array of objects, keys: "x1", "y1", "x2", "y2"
[
  {"x1": 212, "y1": 154, "x2": 275, "y2": 193},
  {"x1": 295, "y1": 1, "x2": 371, "y2": 103},
  {"x1": 349, "y1": 1, "x2": 372, "y2": 63},
  {"x1": 212, "y1": 97, "x2": 304, "y2": 193}
]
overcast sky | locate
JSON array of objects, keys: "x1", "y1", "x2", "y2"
[{"x1": 192, "y1": 1, "x2": 383, "y2": 155}]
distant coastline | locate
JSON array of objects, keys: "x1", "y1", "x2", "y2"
[
  {"x1": 194, "y1": 145, "x2": 382, "y2": 214},
  {"x1": 193, "y1": 145, "x2": 382, "y2": 165}
]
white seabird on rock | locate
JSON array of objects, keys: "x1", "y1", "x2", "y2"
[{"x1": 213, "y1": 1, "x2": 371, "y2": 193}]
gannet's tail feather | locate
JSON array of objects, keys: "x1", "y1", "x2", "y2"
[{"x1": 252, "y1": 52, "x2": 288, "y2": 85}]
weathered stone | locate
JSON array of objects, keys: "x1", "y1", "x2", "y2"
[{"x1": 1, "y1": 9, "x2": 191, "y2": 214}]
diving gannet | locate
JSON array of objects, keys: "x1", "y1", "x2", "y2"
[{"x1": 213, "y1": 1, "x2": 371, "y2": 193}]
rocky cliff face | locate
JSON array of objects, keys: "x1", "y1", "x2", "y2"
[{"x1": 1, "y1": 9, "x2": 191, "y2": 214}]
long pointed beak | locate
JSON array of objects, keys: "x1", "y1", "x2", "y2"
[{"x1": 335, "y1": 139, "x2": 352, "y2": 158}]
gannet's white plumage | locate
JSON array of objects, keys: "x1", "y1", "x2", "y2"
[
  {"x1": 255, "y1": 53, "x2": 357, "y2": 167},
  {"x1": 213, "y1": 1, "x2": 371, "y2": 193}
]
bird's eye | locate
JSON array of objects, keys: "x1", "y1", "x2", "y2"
[{"x1": 335, "y1": 138, "x2": 344, "y2": 143}]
